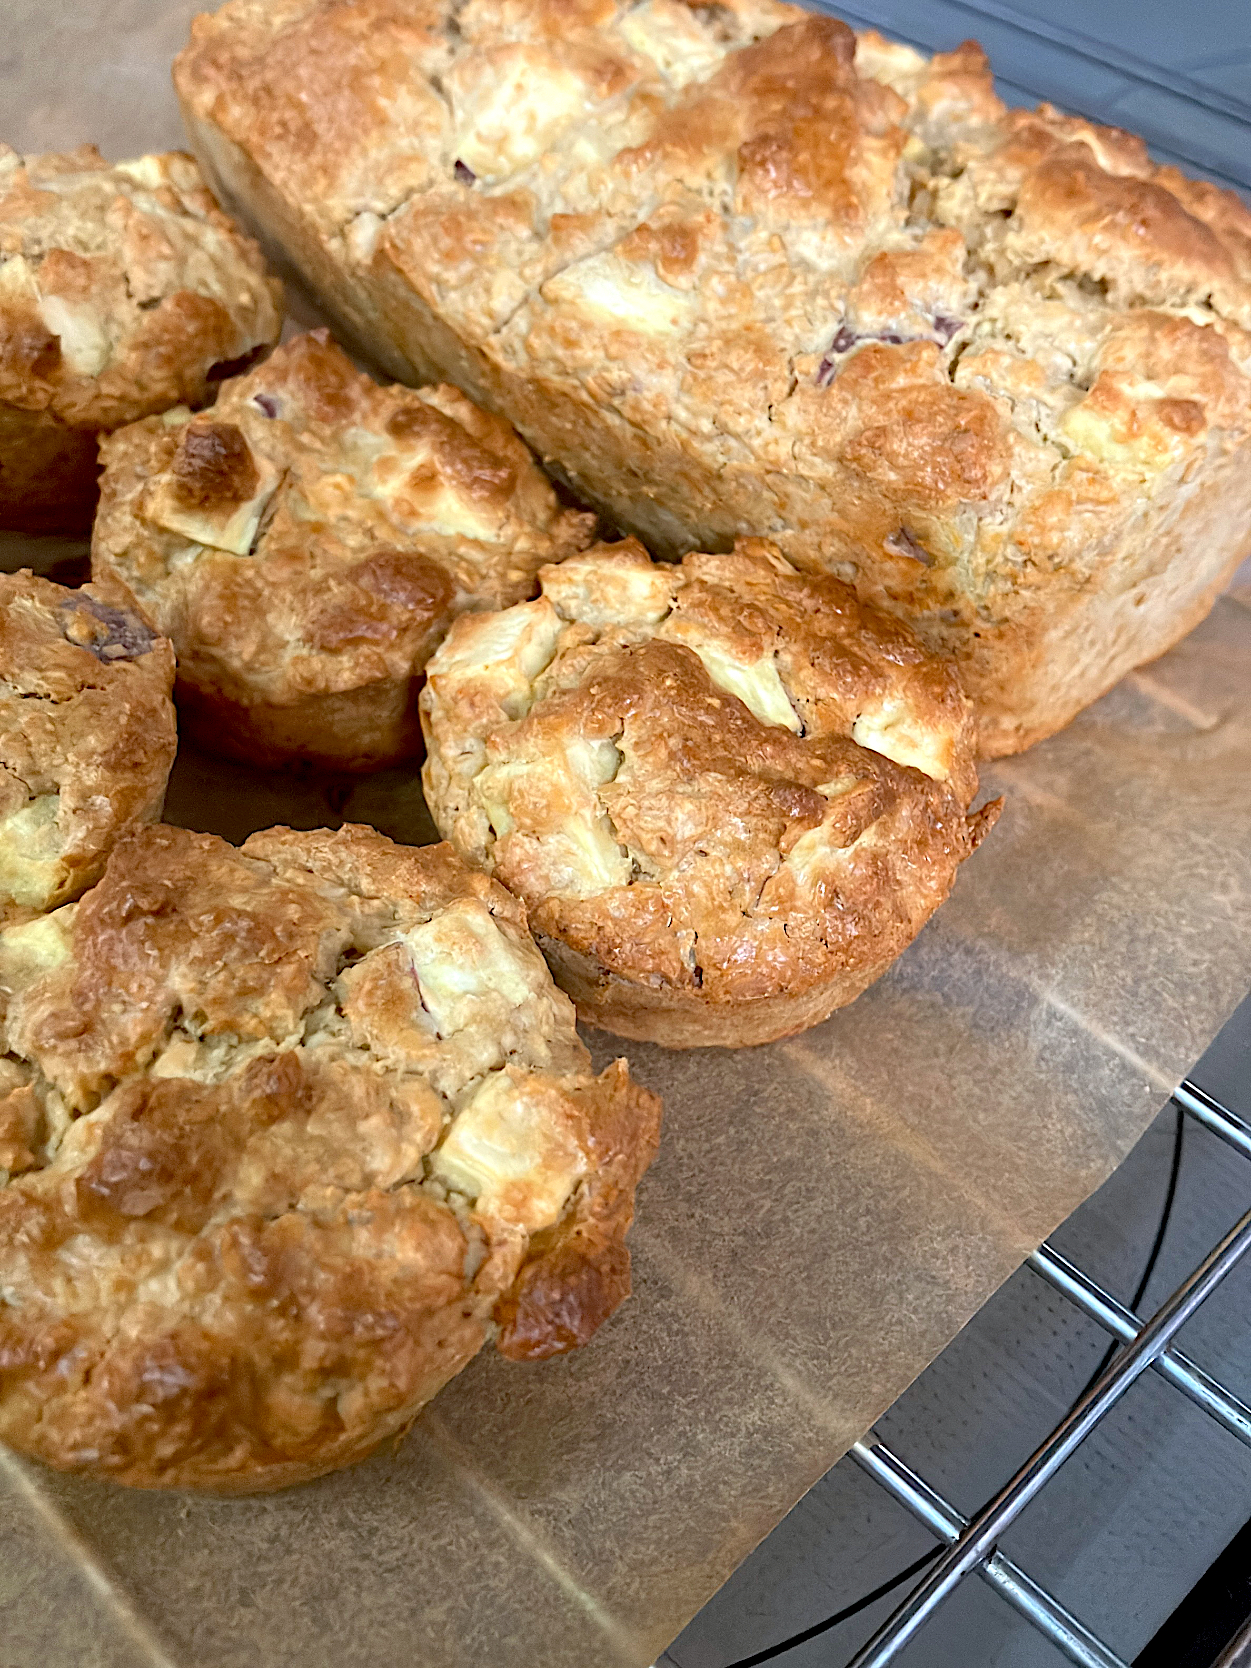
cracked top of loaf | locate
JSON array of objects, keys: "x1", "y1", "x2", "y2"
[
  {"x1": 0, "y1": 822, "x2": 660, "y2": 1490},
  {"x1": 176, "y1": 0, "x2": 1251, "y2": 751},
  {"x1": 0, "y1": 144, "x2": 281, "y2": 431},
  {"x1": 175, "y1": 0, "x2": 1251, "y2": 441}
]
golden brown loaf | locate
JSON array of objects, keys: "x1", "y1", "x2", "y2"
[
  {"x1": 421, "y1": 539, "x2": 998, "y2": 1047},
  {"x1": 0, "y1": 571, "x2": 176, "y2": 926},
  {"x1": 0, "y1": 144, "x2": 282, "y2": 533},
  {"x1": 0, "y1": 822, "x2": 661, "y2": 1492},
  {"x1": 91, "y1": 330, "x2": 595, "y2": 770},
  {"x1": 176, "y1": 2, "x2": 1251, "y2": 756}
]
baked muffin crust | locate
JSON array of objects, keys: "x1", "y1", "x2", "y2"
[
  {"x1": 421, "y1": 539, "x2": 998, "y2": 1047},
  {"x1": 0, "y1": 571, "x2": 176, "y2": 925},
  {"x1": 0, "y1": 822, "x2": 660, "y2": 1492},
  {"x1": 92, "y1": 330, "x2": 595, "y2": 770},
  {"x1": 0, "y1": 144, "x2": 281, "y2": 532},
  {"x1": 176, "y1": 2, "x2": 1251, "y2": 755}
]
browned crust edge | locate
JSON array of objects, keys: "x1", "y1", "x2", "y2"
[
  {"x1": 174, "y1": 676, "x2": 424, "y2": 773},
  {"x1": 494, "y1": 1058, "x2": 663, "y2": 1357},
  {"x1": 0, "y1": 403, "x2": 101, "y2": 534},
  {"x1": 533, "y1": 797, "x2": 998, "y2": 1049}
]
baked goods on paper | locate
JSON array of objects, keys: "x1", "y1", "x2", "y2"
[
  {"x1": 92, "y1": 330, "x2": 595, "y2": 771},
  {"x1": 421, "y1": 539, "x2": 998, "y2": 1048},
  {"x1": 0, "y1": 572, "x2": 176, "y2": 927},
  {"x1": 0, "y1": 145, "x2": 281, "y2": 534},
  {"x1": 176, "y1": 3, "x2": 1251, "y2": 759},
  {"x1": 0, "y1": 822, "x2": 660, "y2": 1492}
]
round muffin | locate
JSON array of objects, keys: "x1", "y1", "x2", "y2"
[
  {"x1": 0, "y1": 144, "x2": 281, "y2": 533},
  {"x1": 0, "y1": 571, "x2": 176, "y2": 927},
  {"x1": 0, "y1": 822, "x2": 660, "y2": 1493},
  {"x1": 92, "y1": 330, "x2": 596, "y2": 771},
  {"x1": 421, "y1": 539, "x2": 1000, "y2": 1048}
]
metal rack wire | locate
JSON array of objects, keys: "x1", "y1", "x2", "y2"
[{"x1": 841, "y1": 1079, "x2": 1251, "y2": 1668}]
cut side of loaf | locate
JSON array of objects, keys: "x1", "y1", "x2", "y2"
[{"x1": 175, "y1": 0, "x2": 1251, "y2": 755}]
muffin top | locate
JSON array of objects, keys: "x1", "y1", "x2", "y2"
[
  {"x1": 0, "y1": 571, "x2": 176, "y2": 922},
  {"x1": 92, "y1": 331, "x2": 595, "y2": 708},
  {"x1": 422, "y1": 538, "x2": 993, "y2": 1012},
  {"x1": 0, "y1": 822, "x2": 660, "y2": 1491},
  {"x1": 0, "y1": 144, "x2": 281, "y2": 431}
]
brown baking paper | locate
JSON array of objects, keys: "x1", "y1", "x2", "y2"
[{"x1": 3, "y1": 7, "x2": 1251, "y2": 1664}]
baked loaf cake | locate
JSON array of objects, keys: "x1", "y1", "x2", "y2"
[
  {"x1": 421, "y1": 539, "x2": 998, "y2": 1047},
  {"x1": 0, "y1": 144, "x2": 281, "y2": 533},
  {"x1": 0, "y1": 572, "x2": 176, "y2": 927},
  {"x1": 0, "y1": 822, "x2": 660, "y2": 1492},
  {"x1": 175, "y1": 2, "x2": 1251, "y2": 756},
  {"x1": 92, "y1": 330, "x2": 594, "y2": 770}
]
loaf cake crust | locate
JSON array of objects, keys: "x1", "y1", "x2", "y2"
[
  {"x1": 175, "y1": 1, "x2": 1251, "y2": 756},
  {"x1": 0, "y1": 571, "x2": 176, "y2": 925},
  {"x1": 0, "y1": 822, "x2": 660, "y2": 1492},
  {"x1": 0, "y1": 144, "x2": 281, "y2": 533},
  {"x1": 421, "y1": 539, "x2": 998, "y2": 1047},
  {"x1": 92, "y1": 330, "x2": 594, "y2": 770}
]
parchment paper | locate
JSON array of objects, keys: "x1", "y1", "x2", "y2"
[{"x1": 2, "y1": 7, "x2": 1250, "y2": 1664}]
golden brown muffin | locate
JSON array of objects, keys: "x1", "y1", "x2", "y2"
[
  {"x1": 0, "y1": 144, "x2": 282, "y2": 533},
  {"x1": 92, "y1": 330, "x2": 595, "y2": 771},
  {"x1": 175, "y1": 2, "x2": 1251, "y2": 756},
  {"x1": 0, "y1": 571, "x2": 176, "y2": 925},
  {"x1": 0, "y1": 822, "x2": 661, "y2": 1493},
  {"x1": 421, "y1": 539, "x2": 999, "y2": 1047}
]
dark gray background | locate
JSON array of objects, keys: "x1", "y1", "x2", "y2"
[{"x1": 663, "y1": 1000, "x2": 1251, "y2": 1666}]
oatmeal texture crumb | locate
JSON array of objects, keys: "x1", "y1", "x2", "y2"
[
  {"x1": 0, "y1": 823, "x2": 660, "y2": 1492},
  {"x1": 92, "y1": 331, "x2": 595, "y2": 769},
  {"x1": 0, "y1": 570, "x2": 176, "y2": 926},
  {"x1": 0, "y1": 143, "x2": 281, "y2": 532},
  {"x1": 422, "y1": 538, "x2": 998, "y2": 1047},
  {"x1": 176, "y1": 0, "x2": 1251, "y2": 753}
]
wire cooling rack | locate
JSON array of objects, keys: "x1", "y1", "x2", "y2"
[{"x1": 829, "y1": 1078, "x2": 1251, "y2": 1668}]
